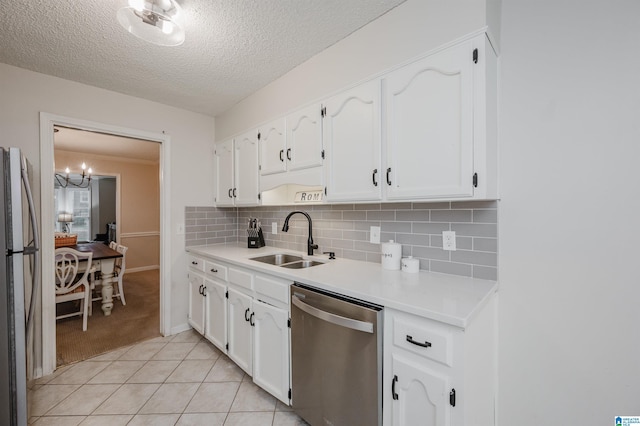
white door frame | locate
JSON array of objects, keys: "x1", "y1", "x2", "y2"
[{"x1": 40, "y1": 113, "x2": 171, "y2": 375}]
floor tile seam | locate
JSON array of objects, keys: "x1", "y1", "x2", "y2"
[
  {"x1": 131, "y1": 381, "x2": 180, "y2": 418},
  {"x1": 177, "y1": 380, "x2": 231, "y2": 417},
  {"x1": 88, "y1": 359, "x2": 149, "y2": 386},
  {"x1": 117, "y1": 340, "x2": 171, "y2": 361},
  {"x1": 125, "y1": 357, "x2": 183, "y2": 385},
  {"x1": 60, "y1": 381, "x2": 126, "y2": 417},
  {"x1": 39, "y1": 382, "x2": 100, "y2": 417},
  {"x1": 50, "y1": 359, "x2": 112, "y2": 386}
]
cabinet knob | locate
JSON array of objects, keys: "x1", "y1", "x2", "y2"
[
  {"x1": 211, "y1": 268, "x2": 218, "y2": 273},
  {"x1": 191, "y1": 261, "x2": 198, "y2": 265}
]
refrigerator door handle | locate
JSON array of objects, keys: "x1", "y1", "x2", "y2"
[{"x1": 21, "y1": 154, "x2": 40, "y2": 337}]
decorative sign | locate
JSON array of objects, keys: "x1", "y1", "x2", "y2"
[{"x1": 294, "y1": 190, "x2": 323, "y2": 203}]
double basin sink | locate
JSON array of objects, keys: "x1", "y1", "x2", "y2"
[{"x1": 250, "y1": 253, "x2": 324, "y2": 269}]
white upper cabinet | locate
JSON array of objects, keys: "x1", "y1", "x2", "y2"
[
  {"x1": 385, "y1": 39, "x2": 474, "y2": 200},
  {"x1": 259, "y1": 118, "x2": 287, "y2": 176},
  {"x1": 323, "y1": 79, "x2": 382, "y2": 202},
  {"x1": 221, "y1": 33, "x2": 497, "y2": 205},
  {"x1": 234, "y1": 130, "x2": 260, "y2": 206},
  {"x1": 214, "y1": 132, "x2": 260, "y2": 207},
  {"x1": 286, "y1": 104, "x2": 323, "y2": 171},
  {"x1": 383, "y1": 34, "x2": 497, "y2": 201},
  {"x1": 214, "y1": 139, "x2": 234, "y2": 207}
]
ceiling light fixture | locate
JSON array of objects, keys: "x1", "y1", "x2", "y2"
[
  {"x1": 55, "y1": 163, "x2": 93, "y2": 189},
  {"x1": 117, "y1": 0, "x2": 185, "y2": 46}
]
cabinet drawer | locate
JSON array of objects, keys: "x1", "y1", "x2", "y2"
[
  {"x1": 254, "y1": 274, "x2": 290, "y2": 304},
  {"x1": 392, "y1": 314, "x2": 453, "y2": 367},
  {"x1": 205, "y1": 260, "x2": 228, "y2": 281},
  {"x1": 187, "y1": 255, "x2": 205, "y2": 272},
  {"x1": 229, "y1": 267, "x2": 253, "y2": 290}
]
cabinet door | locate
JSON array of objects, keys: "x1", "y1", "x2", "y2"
[
  {"x1": 286, "y1": 104, "x2": 323, "y2": 171},
  {"x1": 324, "y1": 79, "x2": 382, "y2": 201},
  {"x1": 385, "y1": 40, "x2": 474, "y2": 200},
  {"x1": 234, "y1": 131, "x2": 260, "y2": 206},
  {"x1": 259, "y1": 118, "x2": 287, "y2": 176},
  {"x1": 214, "y1": 139, "x2": 235, "y2": 207},
  {"x1": 204, "y1": 278, "x2": 227, "y2": 352},
  {"x1": 227, "y1": 288, "x2": 253, "y2": 375},
  {"x1": 187, "y1": 273, "x2": 205, "y2": 335},
  {"x1": 252, "y1": 300, "x2": 290, "y2": 404},
  {"x1": 392, "y1": 354, "x2": 451, "y2": 426}
]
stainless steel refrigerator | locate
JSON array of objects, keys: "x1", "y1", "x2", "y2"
[{"x1": 1, "y1": 147, "x2": 40, "y2": 426}]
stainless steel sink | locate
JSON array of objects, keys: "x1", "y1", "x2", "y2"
[
  {"x1": 250, "y1": 253, "x2": 303, "y2": 266},
  {"x1": 249, "y1": 254, "x2": 324, "y2": 269},
  {"x1": 280, "y1": 260, "x2": 325, "y2": 269}
]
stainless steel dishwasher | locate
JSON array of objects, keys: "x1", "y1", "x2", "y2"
[{"x1": 290, "y1": 283, "x2": 383, "y2": 426}]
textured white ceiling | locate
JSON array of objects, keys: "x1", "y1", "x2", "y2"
[{"x1": 0, "y1": 0, "x2": 406, "y2": 117}]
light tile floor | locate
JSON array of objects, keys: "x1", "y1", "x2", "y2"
[{"x1": 30, "y1": 330, "x2": 309, "y2": 426}]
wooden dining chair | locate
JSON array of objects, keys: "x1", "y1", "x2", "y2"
[
  {"x1": 113, "y1": 244, "x2": 128, "y2": 305},
  {"x1": 55, "y1": 248, "x2": 93, "y2": 331},
  {"x1": 109, "y1": 241, "x2": 117, "y2": 250}
]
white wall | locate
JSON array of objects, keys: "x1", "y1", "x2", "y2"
[
  {"x1": 0, "y1": 63, "x2": 215, "y2": 335},
  {"x1": 498, "y1": 1, "x2": 640, "y2": 424},
  {"x1": 215, "y1": 0, "x2": 495, "y2": 139}
]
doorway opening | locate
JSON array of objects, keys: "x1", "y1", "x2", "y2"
[
  {"x1": 40, "y1": 113, "x2": 171, "y2": 376},
  {"x1": 53, "y1": 126, "x2": 161, "y2": 366}
]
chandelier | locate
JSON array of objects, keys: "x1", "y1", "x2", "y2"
[
  {"x1": 55, "y1": 163, "x2": 93, "y2": 189},
  {"x1": 117, "y1": 0, "x2": 185, "y2": 46}
]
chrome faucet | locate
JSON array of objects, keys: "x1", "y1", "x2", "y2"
[{"x1": 282, "y1": 210, "x2": 318, "y2": 256}]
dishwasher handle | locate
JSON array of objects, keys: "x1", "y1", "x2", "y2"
[{"x1": 292, "y1": 295, "x2": 374, "y2": 333}]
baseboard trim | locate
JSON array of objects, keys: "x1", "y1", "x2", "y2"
[
  {"x1": 170, "y1": 323, "x2": 192, "y2": 336},
  {"x1": 125, "y1": 265, "x2": 160, "y2": 274}
]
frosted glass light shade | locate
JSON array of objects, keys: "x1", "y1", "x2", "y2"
[{"x1": 117, "y1": 0, "x2": 185, "y2": 46}]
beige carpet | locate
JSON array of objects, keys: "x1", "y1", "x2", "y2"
[{"x1": 56, "y1": 269, "x2": 161, "y2": 367}]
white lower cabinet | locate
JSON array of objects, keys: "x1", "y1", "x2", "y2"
[
  {"x1": 384, "y1": 298, "x2": 496, "y2": 426},
  {"x1": 187, "y1": 255, "x2": 291, "y2": 405},
  {"x1": 227, "y1": 287, "x2": 253, "y2": 375},
  {"x1": 188, "y1": 253, "x2": 496, "y2": 422},
  {"x1": 187, "y1": 272, "x2": 205, "y2": 335},
  {"x1": 252, "y1": 299, "x2": 290, "y2": 404},
  {"x1": 204, "y1": 278, "x2": 227, "y2": 352},
  {"x1": 391, "y1": 353, "x2": 452, "y2": 425}
]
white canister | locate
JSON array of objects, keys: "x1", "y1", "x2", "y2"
[
  {"x1": 401, "y1": 256, "x2": 420, "y2": 273},
  {"x1": 381, "y1": 240, "x2": 402, "y2": 270}
]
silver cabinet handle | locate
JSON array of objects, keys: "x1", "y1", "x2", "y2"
[{"x1": 292, "y1": 295, "x2": 373, "y2": 333}]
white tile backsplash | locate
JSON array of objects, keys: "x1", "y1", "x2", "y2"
[{"x1": 185, "y1": 201, "x2": 498, "y2": 280}]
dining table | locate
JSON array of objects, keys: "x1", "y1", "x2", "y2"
[{"x1": 70, "y1": 242, "x2": 123, "y2": 316}]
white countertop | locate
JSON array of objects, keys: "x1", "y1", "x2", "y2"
[{"x1": 186, "y1": 243, "x2": 498, "y2": 328}]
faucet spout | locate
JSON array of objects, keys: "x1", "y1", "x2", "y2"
[{"x1": 282, "y1": 210, "x2": 318, "y2": 256}]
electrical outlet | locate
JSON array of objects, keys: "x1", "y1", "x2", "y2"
[
  {"x1": 272, "y1": 222, "x2": 278, "y2": 234},
  {"x1": 442, "y1": 231, "x2": 456, "y2": 251},
  {"x1": 370, "y1": 226, "x2": 381, "y2": 244},
  {"x1": 177, "y1": 223, "x2": 185, "y2": 235}
]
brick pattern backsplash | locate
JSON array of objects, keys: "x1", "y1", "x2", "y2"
[{"x1": 185, "y1": 201, "x2": 498, "y2": 280}]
